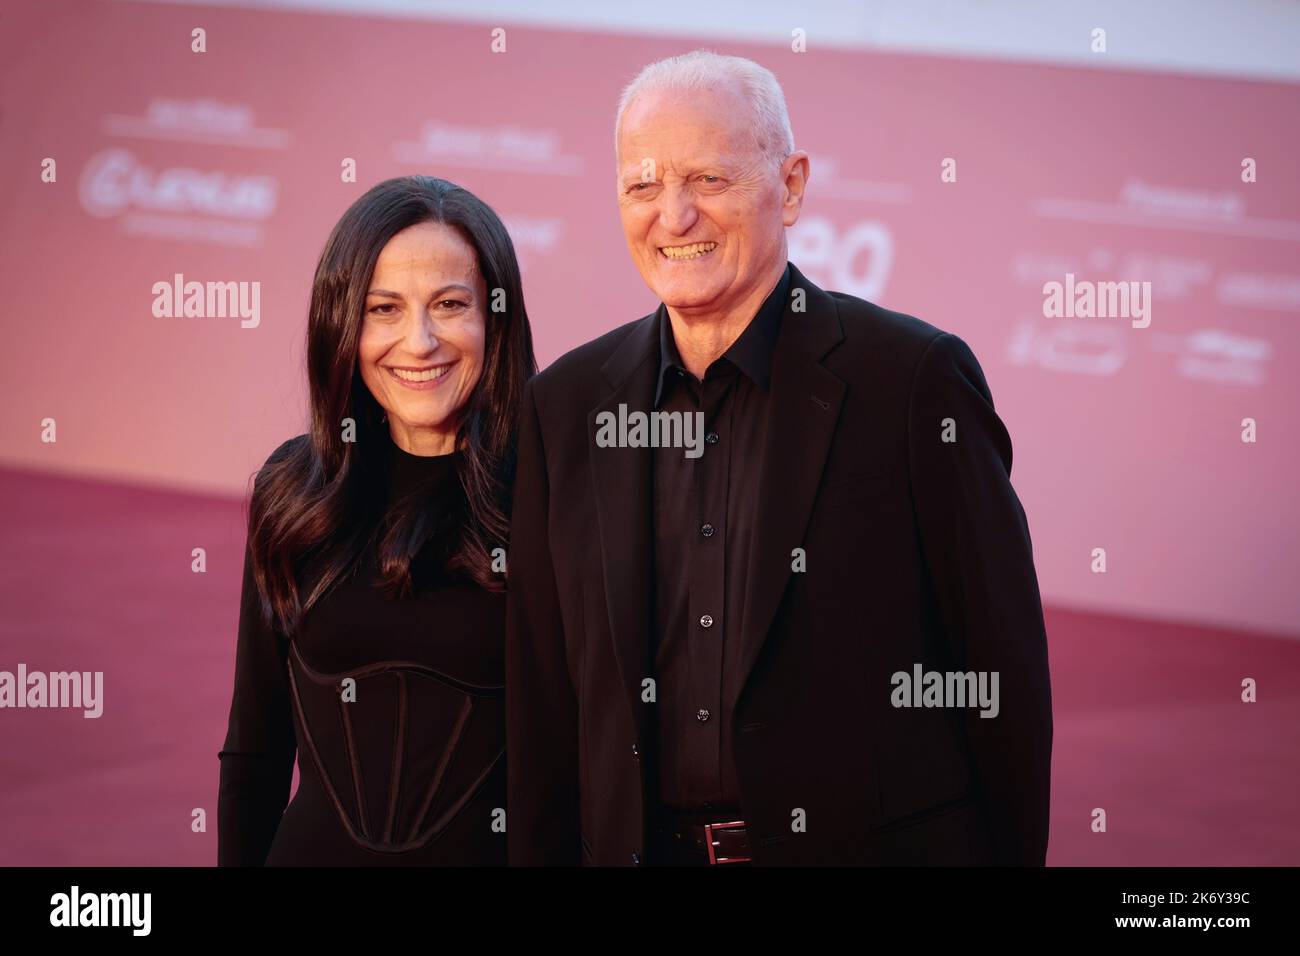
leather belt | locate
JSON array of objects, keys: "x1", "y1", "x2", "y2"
[{"x1": 653, "y1": 814, "x2": 751, "y2": 864}]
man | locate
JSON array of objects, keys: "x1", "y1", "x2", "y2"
[{"x1": 506, "y1": 51, "x2": 1052, "y2": 866}]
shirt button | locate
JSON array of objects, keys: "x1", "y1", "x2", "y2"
[
  {"x1": 705, "y1": 431, "x2": 719, "y2": 444},
  {"x1": 632, "y1": 852, "x2": 642, "y2": 865},
  {"x1": 631, "y1": 742, "x2": 640, "y2": 757},
  {"x1": 700, "y1": 523, "x2": 715, "y2": 537},
  {"x1": 699, "y1": 614, "x2": 714, "y2": 628},
  {"x1": 696, "y1": 709, "x2": 711, "y2": 722}
]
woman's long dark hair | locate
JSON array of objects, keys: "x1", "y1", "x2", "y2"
[{"x1": 247, "y1": 176, "x2": 536, "y2": 636}]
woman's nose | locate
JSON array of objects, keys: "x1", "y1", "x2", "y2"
[{"x1": 404, "y1": 311, "x2": 439, "y2": 352}]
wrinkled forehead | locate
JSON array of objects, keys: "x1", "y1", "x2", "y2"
[
  {"x1": 615, "y1": 144, "x2": 745, "y2": 183},
  {"x1": 616, "y1": 86, "x2": 758, "y2": 168}
]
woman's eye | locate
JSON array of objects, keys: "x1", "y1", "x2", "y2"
[
  {"x1": 368, "y1": 304, "x2": 397, "y2": 316},
  {"x1": 438, "y1": 299, "x2": 468, "y2": 310}
]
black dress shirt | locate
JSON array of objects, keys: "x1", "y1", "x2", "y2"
[{"x1": 651, "y1": 262, "x2": 791, "y2": 813}]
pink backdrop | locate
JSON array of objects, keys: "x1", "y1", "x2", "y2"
[{"x1": 2, "y1": 0, "x2": 1297, "y2": 637}]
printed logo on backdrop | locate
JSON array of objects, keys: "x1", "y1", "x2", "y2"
[
  {"x1": 1034, "y1": 178, "x2": 1300, "y2": 241},
  {"x1": 78, "y1": 148, "x2": 278, "y2": 247},
  {"x1": 789, "y1": 218, "x2": 894, "y2": 303},
  {"x1": 498, "y1": 214, "x2": 564, "y2": 274},
  {"x1": 1005, "y1": 249, "x2": 1142, "y2": 377},
  {"x1": 1008, "y1": 321, "x2": 1272, "y2": 387},
  {"x1": 78, "y1": 99, "x2": 284, "y2": 247},
  {"x1": 786, "y1": 153, "x2": 900, "y2": 302},
  {"x1": 1217, "y1": 272, "x2": 1300, "y2": 311},
  {"x1": 394, "y1": 120, "x2": 584, "y2": 175},
  {"x1": 1153, "y1": 329, "x2": 1273, "y2": 386},
  {"x1": 102, "y1": 98, "x2": 291, "y2": 150},
  {"x1": 78, "y1": 147, "x2": 278, "y2": 247},
  {"x1": 1006, "y1": 320, "x2": 1128, "y2": 377},
  {"x1": 1006, "y1": 248, "x2": 1280, "y2": 386}
]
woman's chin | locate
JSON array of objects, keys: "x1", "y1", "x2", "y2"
[{"x1": 389, "y1": 409, "x2": 459, "y2": 437}]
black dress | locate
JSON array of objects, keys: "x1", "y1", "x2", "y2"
[{"x1": 217, "y1": 433, "x2": 506, "y2": 865}]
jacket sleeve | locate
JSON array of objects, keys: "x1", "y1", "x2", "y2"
[
  {"x1": 505, "y1": 379, "x2": 582, "y2": 865},
  {"x1": 907, "y1": 332, "x2": 1054, "y2": 865},
  {"x1": 216, "y1": 449, "x2": 299, "y2": 866}
]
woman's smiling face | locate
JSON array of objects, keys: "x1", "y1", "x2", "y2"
[{"x1": 358, "y1": 220, "x2": 488, "y2": 455}]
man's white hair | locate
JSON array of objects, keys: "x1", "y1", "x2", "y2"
[{"x1": 615, "y1": 50, "x2": 795, "y2": 165}]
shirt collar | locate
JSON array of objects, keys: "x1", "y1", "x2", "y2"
[{"x1": 654, "y1": 261, "x2": 791, "y2": 407}]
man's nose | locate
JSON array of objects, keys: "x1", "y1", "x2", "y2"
[{"x1": 658, "y1": 182, "x2": 699, "y2": 236}]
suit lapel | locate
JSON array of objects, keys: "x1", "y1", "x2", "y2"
[
  {"x1": 589, "y1": 313, "x2": 660, "y2": 738},
  {"x1": 735, "y1": 265, "x2": 846, "y2": 696}
]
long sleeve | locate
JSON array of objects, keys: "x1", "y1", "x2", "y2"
[
  {"x1": 908, "y1": 332, "x2": 1054, "y2": 866},
  {"x1": 505, "y1": 379, "x2": 582, "y2": 865},
  {"x1": 216, "y1": 472, "x2": 298, "y2": 866}
]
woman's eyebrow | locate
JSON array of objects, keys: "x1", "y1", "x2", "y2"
[
  {"x1": 366, "y1": 283, "x2": 476, "y2": 298},
  {"x1": 433, "y1": 283, "x2": 475, "y2": 298}
]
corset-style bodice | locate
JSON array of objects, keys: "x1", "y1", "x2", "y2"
[{"x1": 285, "y1": 643, "x2": 504, "y2": 854}]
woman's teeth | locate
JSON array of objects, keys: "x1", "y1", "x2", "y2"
[
  {"x1": 660, "y1": 242, "x2": 717, "y2": 260},
  {"x1": 390, "y1": 365, "x2": 451, "y2": 382}
]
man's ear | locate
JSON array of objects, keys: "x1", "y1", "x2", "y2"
[{"x1": 780, "y1": 150, "x2": 811, "y2": 226}]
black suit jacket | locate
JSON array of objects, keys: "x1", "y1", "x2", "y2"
[{"x1": 506, "y1": 263, "x2": 1052, "y2": 865}]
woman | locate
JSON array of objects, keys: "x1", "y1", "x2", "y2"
[{"x1": 217, "y1": 176, "x2": 535, "y2": 865}]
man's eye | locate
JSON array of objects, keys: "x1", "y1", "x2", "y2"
[
  {"x1": 700, "y1": 175, "x2": 721, "y2": 183},
  {"x1": 629, "y1": 182, "x2": 653, "y2": 192}
]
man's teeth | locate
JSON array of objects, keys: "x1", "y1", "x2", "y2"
[
  {"x1": 660, "y1": 242, "x2": 717, "y2": 260},
  {"x1": 391, "y1": 365, "x2": 451, "y2": 382}
]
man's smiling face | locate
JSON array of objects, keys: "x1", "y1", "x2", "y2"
[{"x1": 615, "y1": 84, "x2": 790, "y2": 318}]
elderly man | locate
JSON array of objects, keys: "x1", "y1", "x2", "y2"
[{"x1": 506, "y1": 50, "x2": 1052, "y2": 866}]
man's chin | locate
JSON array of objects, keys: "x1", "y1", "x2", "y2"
[{"x1": 648, "y1": 278, "x2": 725, "y2": 313}]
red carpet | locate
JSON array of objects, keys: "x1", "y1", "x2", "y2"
[{"x1": 1, "y1": 465, "x2": 1296, "y2": 865}]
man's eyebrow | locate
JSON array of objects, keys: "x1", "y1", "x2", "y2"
[{"x1": 620, "y1": 161, "x2": 727, "y2": 181}]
